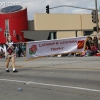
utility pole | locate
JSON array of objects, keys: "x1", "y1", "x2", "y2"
[{"x1": 95, "y1": 0, "x2": 99, "y2": 33}]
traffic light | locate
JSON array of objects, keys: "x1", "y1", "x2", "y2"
[
  {"x1": 46, "y1": 5, "x2": 49, "y2": 14},
  {"x1": 91, "y1": 10, "x2": 99, "y2": 23},
  {"x1": 91, "y1": 10, "x2": 96, "y2": 23}
]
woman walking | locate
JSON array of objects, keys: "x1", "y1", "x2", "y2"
[{"x1": 5, "y1": 36, "x2": 18, "y2": 73}]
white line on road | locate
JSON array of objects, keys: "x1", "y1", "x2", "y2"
[{"x1": 0, "y1": 78, "x2": 100, "y2": 92}]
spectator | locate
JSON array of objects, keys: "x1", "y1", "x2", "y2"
[
  {"x1": 90, "y1": 43, "x2": 99, "y2": 55},
  {"x1": 0, "y1": 45, "x2": 4, "y2": 58},
  {"x1": 86, "y1": 36, "x2": 94, "y2": 48},
  {"x1": 97, "y1": 29, "x2": 100, "y2": 40},
  {"x1": 18, "y1": 44, "x2": 22, "y2": 57},
  {"x1": 93, "y1": 36, "x2": 98, "y2": 48},
  {"x1": 21, "y1": 43, "x2": 26, "y2": 57},
  {"x1": 15, "y1": 45, "x2": 19, "y2": 57}
]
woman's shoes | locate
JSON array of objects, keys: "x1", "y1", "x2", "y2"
[
  {"x1": 13, "y1": 70, "x2": 18, "y2": 73},
  {"x1": 6, "y1": 70, "x2": 18, "y2": 73},
  {"x1": 6, "y1": 70, "x2": 10, "y2": 72}
]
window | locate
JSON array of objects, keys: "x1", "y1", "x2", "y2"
[
  {"x1": 5, "y1": 19, "x2": 9, "y2": 31},
  {"x1": 48, "y1": 32, "x2": 57, "y2": 40},
  {"x1": 83, "y1": 31, "x2": 93, "y2": 36},
  {"x1": 13, "y1": 30, "x2": 16, "y2": 37}
]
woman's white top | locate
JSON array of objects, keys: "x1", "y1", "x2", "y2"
[
  {"x1": 5, "y1": 41, "x2": 14, "y2": 58},
  {"x1": 7, "y1": 42, "x2": 13, "y2": 47}
]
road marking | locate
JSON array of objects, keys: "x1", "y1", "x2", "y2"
[{"x1": 0, "y1": 78, "x2": 100, "y2": 92}]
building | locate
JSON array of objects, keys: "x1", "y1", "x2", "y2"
[
  {"x1": 0, "y1": 5, "x2": 28, "y2": 44},
  {"x1": 23, "y1": 13, "x2": 100, "y2": 41},
  {"x1": 0, "y1": 5, "x2": 100, "y2": 44}
]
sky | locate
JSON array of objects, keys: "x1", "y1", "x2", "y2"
[{"x1": 0, "y1": 0, "x2": 100, "y2": 20}]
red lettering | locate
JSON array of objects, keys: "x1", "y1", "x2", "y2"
[
  {"x1": 56, "y1": 42, "x2": 59, "y2": 45},
  {"x1": 51, "y1": 47, "x2": 64, "y2": 51}
]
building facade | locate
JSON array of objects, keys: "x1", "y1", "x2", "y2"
[
  {"x1": 0, "y1": 5, "x2": 100, "y2": 43},
  {"x1": 24, "y1": 13, "x2": 100, "y2": 41}
]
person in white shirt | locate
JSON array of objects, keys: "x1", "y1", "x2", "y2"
[
  {"x1": 0, "y1": 45, "x2": 4, "y2": 58},
  {"x1": 0, "y1": 46, "x2": 4, "y2": 52},
  {"x1": 97, "y1": 29, "x2": 100, "y2": 40},
  {"x1": 5, "y1": 36, "x2": 18, "y2": 73}
]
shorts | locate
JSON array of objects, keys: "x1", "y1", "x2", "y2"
[{"x1": 5, "y1": 52, "x2": 15, "y2": 58}]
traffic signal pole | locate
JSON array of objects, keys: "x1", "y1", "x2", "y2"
[
  {"x1": 46, "y1": 0, "x2": 99, "y2": 32},
  {"x1": 49, "y1": 5, "x2": 94, "y2": 11},
  {"x1": 95, "y1": 0, "x2": 99, "y2": 33},
  {"x1": 46, "y1": 4, "x2": 95, "y2": 14}
]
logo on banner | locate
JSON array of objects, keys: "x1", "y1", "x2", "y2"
[
  {"x1": 29, "y1": 45, "x2": 37, "y2": 55},
  {"x1": 77, "y1": 40, "x2": 85, "y2": 49}
]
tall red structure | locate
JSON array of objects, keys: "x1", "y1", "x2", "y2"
[{"x1": 0, "y1": 5, "x2": 28, "y2": 44}]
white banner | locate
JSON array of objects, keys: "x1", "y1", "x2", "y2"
[{"x1": 26, "y1": 36, "x2": 87, "y2": 60}]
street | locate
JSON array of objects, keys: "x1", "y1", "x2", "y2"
[{"x1": 0, "y1": 57, "x2": 100, "y2": 100}]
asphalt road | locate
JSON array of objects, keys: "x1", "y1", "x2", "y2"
[{"x1": 0, "y1": 57, "x2": 100, "y2": 100}]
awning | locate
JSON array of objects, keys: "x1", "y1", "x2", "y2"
[{"x1": 22, "y1": 31, "x2": 51, "y2": 41}]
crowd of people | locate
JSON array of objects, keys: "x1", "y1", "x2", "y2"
[
  {"x1": 0, "y1": 43, "x2": 26, "y2": 59},
  {"x1": 66, "y1": 36, "x2": 100, "y2": 57},
  {"x1": 14, "y1": 43, "x2": 26, "y2": 57},
  {"x1": 0, "y1": 36, "x2": 100, "y2": 59},
  {"x1": 83, "y1": 36, "x2": 99, "y2": 56}
]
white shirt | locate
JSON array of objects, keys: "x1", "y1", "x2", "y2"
[
  {"x1": 7, "y1": 42, "x2": 13, "y2": 47},
  {"x1": 97, "y1": 33, "x2": 100, "y2": 39}
]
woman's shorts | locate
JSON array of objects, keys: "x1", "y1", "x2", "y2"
[{"x1": 5, "y1": 52, "x2": 15, "y2": 58}]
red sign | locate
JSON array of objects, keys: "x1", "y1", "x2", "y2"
[{"x1": 77, "y1": 40, "x2": 85, "y2": 49}]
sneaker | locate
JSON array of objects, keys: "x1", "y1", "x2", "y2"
[
  {"x1": 6, "y1": 70, "x2": 10, "y2": 72},
  {"x1": 13, "y1": 70, "x2": 18, "y2": 73}
]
